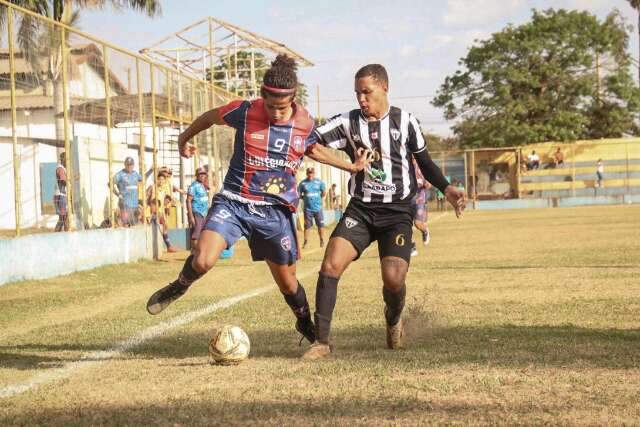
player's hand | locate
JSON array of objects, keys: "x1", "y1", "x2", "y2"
[
  {"x1": 444, "y1": 185, "x2": 466, "y2": 218},
  {"x1": 178, "y1": 134, "x2": 197, "y2": 158},
  {"x1": 353, "y1": 148, "x2": 375, "y2": 172},
  {"x1": 188, "y1": 214, "x2": 195, "y2": 228}
]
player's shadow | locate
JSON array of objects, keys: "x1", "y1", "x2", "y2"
[
  {"x1": 325, "y1": 323, "x2": 640, "y2": 369},
  {"x1": 126, "y1": 323, "x2": 639, "y2": 369}
]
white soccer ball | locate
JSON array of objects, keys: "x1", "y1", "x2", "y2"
[{"x1": 208, "y1": 325, "x2": 250, "y2": 365}]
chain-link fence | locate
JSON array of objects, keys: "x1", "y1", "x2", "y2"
[{"x1": 0, "y1": 1, "x2": 238, "y2": 238}]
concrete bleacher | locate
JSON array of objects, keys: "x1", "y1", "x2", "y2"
[{"x1": 518, "y1": 140, "x2": 640, "y2": 199}]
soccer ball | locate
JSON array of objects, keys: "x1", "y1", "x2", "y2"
[{"x1": 208, "y1": 325, "x2": 250, "y2": 365}]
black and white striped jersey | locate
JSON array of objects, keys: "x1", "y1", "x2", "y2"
[{"x1": 314, "y1": 106, "x2": 427, "y2": 203}]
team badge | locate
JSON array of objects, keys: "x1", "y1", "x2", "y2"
[
  {"x1": 280, "y1": 236, "x2": 291, "y2": 251},
  {"x1": 293, "y1": 136, "x2": 303, "y2": 150},
  {"x1": 251, "y1": 133, "x2": 265, "y2": 140},
  {"x1": 345, "y1": 217, "x2": 358, "y2": 229},
  {"x1": 390, "y1": 129, "x2": 401, "y2": 141},
  {"x1": 352, "y1": 134, "x2": 361, "y2": 142}
]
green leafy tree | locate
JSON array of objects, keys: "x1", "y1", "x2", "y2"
[
  {"x1": 433, "y1": 8, "x2": 640, "y2": 148},
  {"x1": 626, "y1": 0, "x2": 640, "y2": 83},
  {"x1": 206, "y1": 51, "x2": 309, "y2": 106}
]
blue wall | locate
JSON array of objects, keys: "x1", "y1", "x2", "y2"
[{"x1": 0, "y1": 226, "x2": 153, "y2": 287}]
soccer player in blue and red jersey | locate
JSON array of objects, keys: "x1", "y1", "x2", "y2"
[{"x1": 146, "y1": 55, "x2": 372, "y2": 345}]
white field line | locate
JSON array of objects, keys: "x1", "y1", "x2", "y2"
[{"x1": 0, "y1": 268, "x2": 319, "y2": 399}]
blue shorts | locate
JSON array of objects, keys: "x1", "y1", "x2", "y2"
[
  {"x1": 203, "y1": 194, "x2": 298, "y2": 265},
  {"x1": 54, "y1": 195, "x2": 67, "y2": 216},
  {"x1": 304, "y1": 209, "x2": 324, "y2": 229},
  {"x1": 412, "y1": 189, "x2": 427, "y2": 222}
]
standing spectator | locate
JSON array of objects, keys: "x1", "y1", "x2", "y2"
[
  {"x1": 328, "y1": 183, "x2": 340, "y2": 209},
  {"x1": 54, "y1": 152, "x2": 69, "y2": 232},
  {"x1": 596, "y1": 159, "x2": 604, "y2": 188},
  {"x1": 554, "y1": 147, "x2": 565, "y2": 168},
  {"x1": 113, "y1": 157, "x2": 142, "y2": 227},
  {"x1": 527, "y1": 150, "x2": 540, "y2": 170},
  {"x1": 187, "y1": 166, "x2": 210, "y2": 250},
  {"x1": 147, "y1": 173, "x2": 178, "y2": 253},
  {"x1": 298, "y1": 167, "x2": 327, "y2": 248}
]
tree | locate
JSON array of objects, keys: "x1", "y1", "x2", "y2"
[
  {"x1": 0, "y1": 0, "x2": 161, "y2": 143},
  {"x1": 626, "y1": 0, "x2": 640, "y2": 83},
  {"x1": 433, "y1": 8, "x2": 640, "y2": 148},
  {"x1": 206, "y1": 50, "x2": 309, "y2": 106}
]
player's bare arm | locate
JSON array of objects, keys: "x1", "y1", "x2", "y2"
[
  {"x1": 306, "y1": 144, "x2": 373, "y2": 173},
  {"x1": 178, "y1": 108, "x2": 226, "y2": 158}
]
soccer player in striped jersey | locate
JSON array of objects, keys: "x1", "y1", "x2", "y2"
[
  {"x1": 146, "y1": 55, "x2": 371, "y2": 347},
  {"x1": 303, "y1": 64, "x2": 466, "y2": 359}
]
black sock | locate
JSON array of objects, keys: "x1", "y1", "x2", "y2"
[
  {"x1": 282, "y1": 282, "x2": 311, "y2": 320},
  {"x1": 177, "y1": 255, "x2": 204, "y2": 287},
  {"x1": 383, "y1": 285, "x2": 406, "y2": 326},
  {"x1": 315, "y1": 273, "x2": 339, "y2": 344}
]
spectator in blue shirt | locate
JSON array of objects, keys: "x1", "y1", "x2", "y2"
[
  {"x1": 297, "y1": 167, "x2": 326, "y2": 248},
  {"x1": 113, "y1": 157, "x2": 142, "y2": 226},
  {"x1": 187, "y1": 166, "x2": 210, "y2": 249}
]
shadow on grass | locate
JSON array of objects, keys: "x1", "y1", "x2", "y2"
[
  {"x1": 129, "y1": 323, "x2": 639, "y2": 369},
  {"x1": 2, "y1": 324, "x2": 638, "y2": 372},
  {"x1": 0, "y1": 394, "x2": 543, "y2": 426},
  {"x1": 428, "y1": 264, "x2": 640, "y2": 270}
]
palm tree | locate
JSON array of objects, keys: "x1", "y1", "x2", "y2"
[
  {"x1": 0, "y1": 0, "x2": 161, "y2": 143},
  {"x1": 627, "y1": 0, "x2": 640, "y2": 83}
]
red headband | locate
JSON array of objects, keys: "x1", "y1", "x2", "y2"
[{"x1": 261, "y1": 84, "x2": 296, "y2": 95}]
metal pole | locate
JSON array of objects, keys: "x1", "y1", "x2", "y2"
[
  {"x1": 191, "y1": 79, "x2": 198, "y2": 170},
  {"x1": 471, "y1": 150, "x2": 477, "y2": 209},
  {"x1": 103, "y1": 45, "x2": 115, "y2": 227},
  {"x1": 571, "y1": 144, "x2": 576, "y2": 197},
  {"x1": 8, "y1": 11, "x2": 21, "y2": 237},
  {"x1": 150, "y1": 64, "x2": 159, "y2": 219},
  {"x1": 234, "y1": 34, "x2": 239, "y2": 96},
  {"x1": 61, "y1": 27, "x2": 73, "y2": 224},
  {"x1": 463, "y1": 151, "x2": 468, "y2": 196},
  {"x1": 167, "y1": 69, "x2": 172, "y2": 118},
  {"x1": 515, "y1": 148, "x2": 521, "y2": 198},
  {"x1": 250, "y1": 48, "x2": 257, "y2": 97},
  {"x1": 205, "y1": 85, "x2": 214, "y2": 196},
  {"x1": 136, "y1": 58, "x2": 147, "y2": 221}
]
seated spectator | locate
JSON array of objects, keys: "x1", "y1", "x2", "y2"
[
  {"x1": 554, "y1": 147, "x2": 565, "y2": 168},
  {"x1": 527, "y1": 150, "x2": 540, "y2": 170}
]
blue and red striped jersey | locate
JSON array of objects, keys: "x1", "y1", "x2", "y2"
[{"x1": 218, "y1": 99, "x2": 317, "y2": 211}]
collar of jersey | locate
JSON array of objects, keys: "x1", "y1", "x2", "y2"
[{"x1": 359, "y1": 105, "x2": 391, "y2": 122}]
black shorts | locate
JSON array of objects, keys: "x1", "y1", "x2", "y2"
[{"x1": 331, "y1": 198, "x2": 413, "y2": 262}]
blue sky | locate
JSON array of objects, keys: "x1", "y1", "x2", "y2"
[{"x1": 80, "y1": 0, "x2": 638, "y2": 136}]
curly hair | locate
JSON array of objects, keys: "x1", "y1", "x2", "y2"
[{"x1": 261, "y1": 54, "x2": 298, "y2": 99}]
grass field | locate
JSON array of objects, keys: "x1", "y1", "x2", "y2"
[{"x1": 1, "y1": 205, "x2": 639, "y2": 425}]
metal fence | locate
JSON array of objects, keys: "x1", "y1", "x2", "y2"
[{"x1": 0, "y1": 1, "x2": 248, "y2": 237}]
